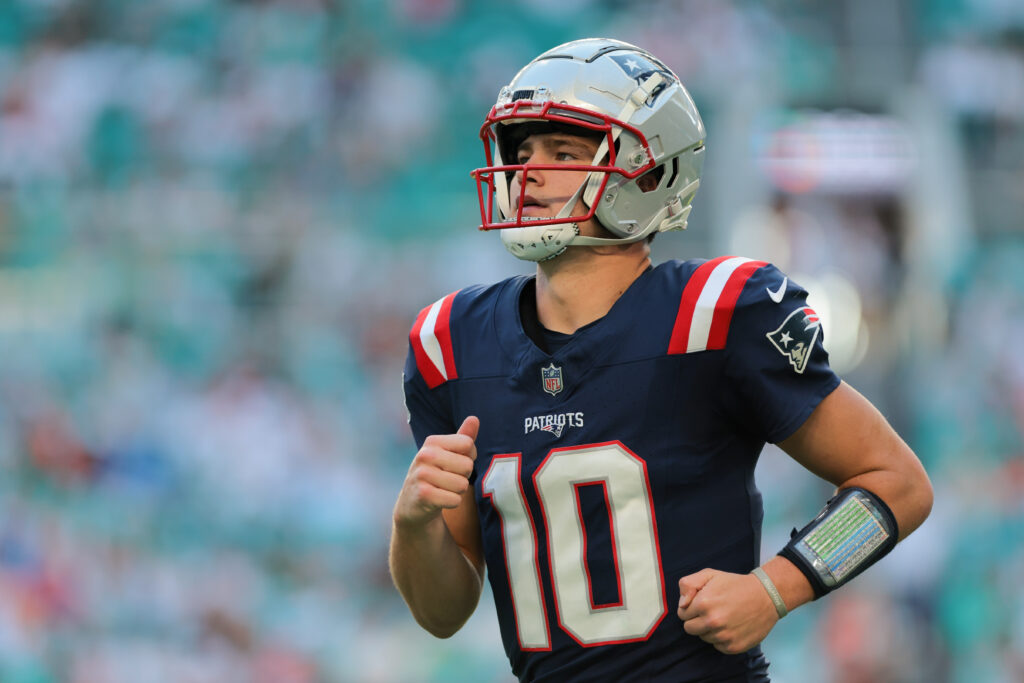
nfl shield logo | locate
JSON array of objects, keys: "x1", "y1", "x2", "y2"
[{"x1": 541, "y1": 363, "x2": 564, "y2": 396}]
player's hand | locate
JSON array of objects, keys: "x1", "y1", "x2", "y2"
[
  {"x1": 676, "y1": 568, "x2": 779, "y2": 655},
  {"x1": 393, "y1": 416, "x2": 480, "y2": 529}
]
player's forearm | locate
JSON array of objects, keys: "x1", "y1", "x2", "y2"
[
  {"x1": 837, "y1": 462, "x2": 933, "y2": 541},
  {"x1": 761, "y1": 464, "x2": 933, "y2": 614},
  {"x1": 759, "y1": 555, "x2": 815, "y2": 614},
  {"x1": 779, "y1": 381, "x2": 934, "y2": 542},
  {"x1": 389, "y1": 516, "x2": 484, "y2": 638}
]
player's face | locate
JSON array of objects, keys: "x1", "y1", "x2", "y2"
[{"x1": 509, "y1": 132, "x2": 602, "y2": 227}]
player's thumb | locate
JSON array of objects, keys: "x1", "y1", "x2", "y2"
[{"x1": 457, "y1": 415, "x2": 480, "y2": 445}]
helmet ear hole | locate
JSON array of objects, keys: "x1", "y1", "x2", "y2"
[{"x1": 637, "y1": 164, "x2": 665, "y2": 193}]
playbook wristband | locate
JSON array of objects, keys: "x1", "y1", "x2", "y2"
[{"x1": 779, "y1": 487, "x2": 899, "y2": 599}]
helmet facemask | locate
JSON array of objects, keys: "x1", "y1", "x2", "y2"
[{"x1": 473, "y1": 102, "x2": 657, "y2": 260}]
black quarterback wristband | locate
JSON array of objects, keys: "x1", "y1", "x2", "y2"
[{"x1": 779, "y1": 487, "x2": 899, "y2": 599}]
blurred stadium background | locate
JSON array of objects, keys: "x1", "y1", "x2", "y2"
[{"x1": 0, "y1": 0, "x2": 1021, "y2": 681}]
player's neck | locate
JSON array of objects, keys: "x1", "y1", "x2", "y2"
[{"x1": 534, "y1": 243, "x2": 650, "y2": 334}]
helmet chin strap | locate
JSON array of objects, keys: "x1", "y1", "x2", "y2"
[
  {"x1": 559, "y1": 177, "x2": 699, "y2": 249},
  {"x1": 497, "y1": 175, "x2": 696, "y2": 262}
]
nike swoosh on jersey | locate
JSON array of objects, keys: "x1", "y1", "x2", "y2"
[{"x1": 767, "y1": 277, "x2": 788, "y2": 303}]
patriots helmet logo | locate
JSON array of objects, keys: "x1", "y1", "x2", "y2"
[
  {"x1": 608, "y1": 53, "x2": 675, "y2": 104},
  {"x1": 766, "y1": 306, "x2": 821, "y2": 374}
]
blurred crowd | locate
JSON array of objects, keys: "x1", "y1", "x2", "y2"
[{"x1": 0, "y1": 0, "x2": 1021, "y2": 681}]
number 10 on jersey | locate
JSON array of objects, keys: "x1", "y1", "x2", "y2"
[{"x1": 481, "y1": 441, "x2": 667, "y2": 649}]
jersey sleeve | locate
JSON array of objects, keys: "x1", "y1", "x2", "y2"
[
  {"x1": 402, "y1": 291, "x2": 460, "y2": 447},
  {"x1": 403, "y1": 350, "x2": 455, "y2": 448},
  {"x1": 720, "y1": 263, "x2": 841, "y2": 444}
]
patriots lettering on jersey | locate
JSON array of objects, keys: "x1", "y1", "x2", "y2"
[
  {"x1": 668, "y1": 256, "x2": 768, "y2": 354},
  {"x1": 524, "y1": 411, "x2": 585, "y2": 438},
  {"x1": 410, "y1": 292, "x2": 459, "y2": 389},
  {"x1": 767, "y1": 306, "x2": 821, "y2": 374}
]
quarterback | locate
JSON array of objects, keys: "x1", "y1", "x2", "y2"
[{"x1": 390, "y1": 38, "x2": 933, "y2": 681}]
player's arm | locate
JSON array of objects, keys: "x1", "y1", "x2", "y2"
[
  {"x1": 763, "y1": 380, "x2": 932, "y2": 602},
  {"x1": 389, "y1": 416, "x2": 486, "y2": 638},
  {"x1": 781, "y1": 380, "x2": 933, "y2": 539},
  {"x1": 678, "y1": 381, "x2": 933, "y2": 653}
]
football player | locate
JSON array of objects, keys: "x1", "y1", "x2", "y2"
[{"x1": 390, "y1": 38, "x2": 932, "y2": 682}]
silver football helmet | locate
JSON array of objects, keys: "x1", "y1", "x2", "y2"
[{"x1": 472, "y1": 38, "x2": 706, "y2": 261}]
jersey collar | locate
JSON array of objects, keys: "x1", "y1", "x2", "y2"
[{"x1": 494, "y1": 267, "x2": 655, "y2": 398}]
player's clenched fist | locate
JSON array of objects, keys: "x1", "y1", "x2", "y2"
[
  {"x1": 393, "y1": 416, "x2": 480, "y2": 528},
  {"x1": 676, "y1": 569, "x2": 778, "y2": 655}
]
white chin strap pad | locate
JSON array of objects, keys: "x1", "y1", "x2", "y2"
[
  {"x1": 501, "y1": 223, "x2": 580, "y2": 261},
  {"x1": 501, "y1": 173, "x2": 589, "y2": 261}
]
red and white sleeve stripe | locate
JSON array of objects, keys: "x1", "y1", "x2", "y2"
[
  {"x1": 668, "y1": 256, "x2": 767, "y2": 354},
  {"x1": 410, "y1": 291, "x2": 459, "y2": 389}
]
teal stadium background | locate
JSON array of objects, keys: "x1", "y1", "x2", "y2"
[{"x1": 0, "y1": 0, "x2": 1021, "y2": 681}]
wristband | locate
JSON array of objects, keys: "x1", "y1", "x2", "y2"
[
  {"x1": 779, "y1": 487, "x2": 898, "y2": 598},
  {"x1": 751, "y1": 566, "x2": 787, "y2": 619}
]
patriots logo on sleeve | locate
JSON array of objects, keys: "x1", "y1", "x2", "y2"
[{"x1": 767, "y1": 306, "x2": 821, "y2": 374}]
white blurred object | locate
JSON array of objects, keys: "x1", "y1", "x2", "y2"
[
  {"x1": 756, "y1": 111, "x2": 917, "y2": 196},
  {"x1": 798, "y1": 271, "x2": 870, "y2": 375}
]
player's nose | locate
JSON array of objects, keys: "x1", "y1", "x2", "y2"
[{"x1": 514, "y1": 165, "x2": 543, "y2": 187}]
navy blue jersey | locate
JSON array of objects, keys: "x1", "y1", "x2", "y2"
[{"x1": 403, "y1": 257, "x2": 840, "y2": 682}]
